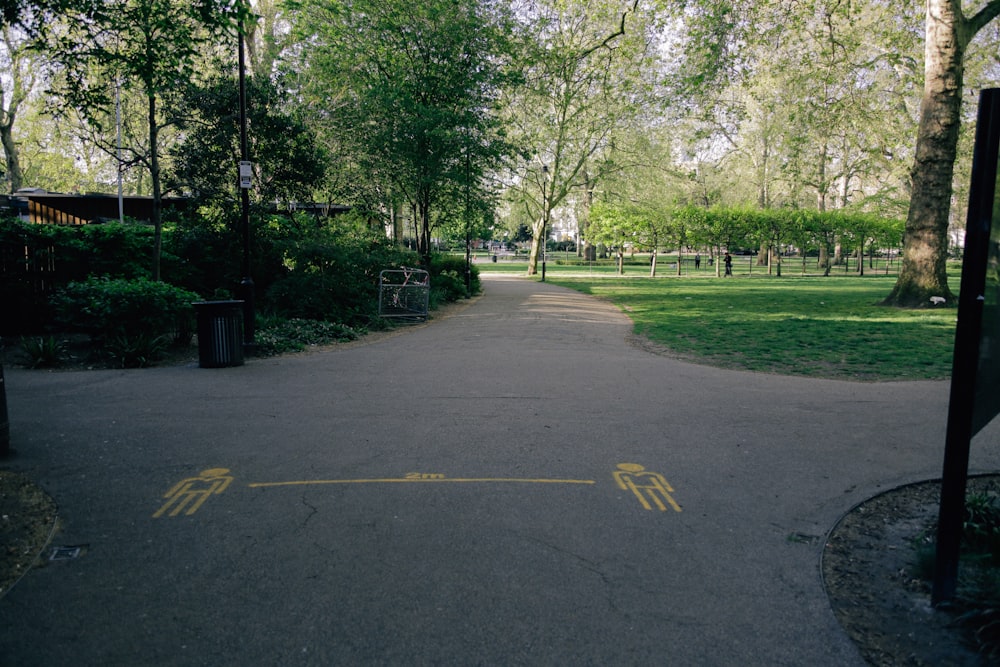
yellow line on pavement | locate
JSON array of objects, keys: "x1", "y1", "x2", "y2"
[{"x1": 248, "y1": 477, "x2": 596, "y2": 488}]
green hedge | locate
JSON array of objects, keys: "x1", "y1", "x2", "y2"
[
  {"x1": 51, "y1": 276, "x2": 199, "y2": 342},
  {"x1": 1, "y1": 213, "x2": 479, "y2": 336}
]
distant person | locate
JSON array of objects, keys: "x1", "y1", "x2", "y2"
[
  {"x1": 694, "y1": 253, "x2": 701, "y2": 270},
  {"x1": 724, "y1": 253, "x2": 733, "y2": 276}
]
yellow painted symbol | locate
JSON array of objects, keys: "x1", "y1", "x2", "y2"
[
  {"x1": 153, "y1": 468, "x2": 233, "y2": 518},
  {"x1": 613, "y1": 463, "x2": 681, "y2": 512}
]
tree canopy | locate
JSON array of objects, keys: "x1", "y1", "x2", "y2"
[
  {"x1": 40, "y1": 0, "x2": 247, "y2": 280},
  {"x1": 1, "y1": 0, "x2": 999, "y2": 298},
  {"x1": 288, "y1": 0, "x2": 518, "y2": 264}
]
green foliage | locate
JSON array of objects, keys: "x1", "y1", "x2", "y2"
[
  {"x1": 292, "y1": 0, "x2": 517, "y2": 259},
  {"x1": 266, "y1": 224, "x2": 420, "y2": 326},
  {"x1": 0, "y1": 217, "x2": 158, "y2": 278},
  {"x1": 45, "y1": 1, "x2": 246, "y2": 120},
  {"x1": 585, "y1": 203, "x2": 905, "y2": 267},
  {"x1": 590, "y1": 201, "x2": 668, "y2": 252},
  {"x1": 430, "y1": 253, "x2": 480, "y2": 300},
  {"x1": 666, "y1": 205, "x2": 904, "y2": 256},
  {"x1": 254, "y1": 317, "x2": 362, "y2": 356},
  {"x1": 41, "y1": 0, "x2": 251, "y2": 281},
  {"x1": 19, "y1": 336, "x2": 67, "y2": 368},
  {"x1": 430, "y1": 270, "x2": 465, "y2": 307},
  {"x1": 51, "y1": 277, "x2": 199, "y2": 343},
  {"x1": 3, "y1": 208, "x2": 477, "y2": 343},
  {"x1": 0, "y1": 216, "x2": 220, "y2": 334},
  {"x1": 265, "y1": 234, "x2": 476, "y2": 324},
  {"x1": 169, "y1": 75, "x2": 329, "y2": 206},
  {"x1": 964, "y1": 491, "x2": 1000, "y2": 558},
  {"x1": 104, "y1": 332, "x2": 171, "y2": 369},
  {"x1": 160, "y1": 214, "x2": 239, "y2": 298},
  {"x1": 76, "y1": 222, "x2": 156, "y2": 278}
]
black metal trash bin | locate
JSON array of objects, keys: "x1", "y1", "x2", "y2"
[{"x1": 194, "y1": 300, "x2": 245, "y2": 368}]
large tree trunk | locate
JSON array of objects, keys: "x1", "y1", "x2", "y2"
[
  {"x1": 527, "y1": 218, "x2": 543, "y2": 276},
  {"x1": 0, "y1": 124, "x2": 22, "y2": 193},
  {"x1": 883, "y1": 0, "x2": 968, "y2": 306},
  {"x1": 1, "y1": 26, "x2": 28, "y2": 194},
  {"x1": 419, "y1": 199, "x2": 432, "y2": 267}
]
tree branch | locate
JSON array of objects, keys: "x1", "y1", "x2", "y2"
[
  {"x1": 966, "y1": 0, "x2": 1000, "y2": 38},
  {"x1": 578, "y1": 0, "x2": 641, "y2": 60}
]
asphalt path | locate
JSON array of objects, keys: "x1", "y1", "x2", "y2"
[{"x1": 3, "y1": 275, "x2": 999, "y2": 665}]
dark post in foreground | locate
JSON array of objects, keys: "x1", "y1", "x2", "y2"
[
  {"x1": 0, "y1": 361, "x2": 9, "y2": 457},
  {"x1": 934, "y1": 88, "x2": 1000, "y2": 606}
]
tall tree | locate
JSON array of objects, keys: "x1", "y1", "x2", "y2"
[
  {"x1": 42, "y1": 0, "x2": 246, "y2": 280},
  {"x1": 0, "y1": 0, "x2": 94, "y2": 30},
  {"x1": 672, "y1": 0, "x2": 1000, "y2": 298},
  {"x1": 673, "y1": 0, "x2": 920, "y2": 216},
  {"x1": 884, "y1": 0, "x2": 1000, "y2": 306},
  {"x1": 505, "y1": 0, "x2": 662, "y2": 276},
  {"x1": 290, "y1": 0, "x2": 517, "y2": 264},
  {"x1": 169, "y1": 74, "x2": 328, "y2": 209},
  {"x1": 245, "y1": 0, "x2": 285, "y2": 80},
  {"x1": 0, "y1": 24, "x2": 33, "y2": 192}
]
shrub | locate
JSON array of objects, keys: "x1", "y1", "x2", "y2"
[
  {"x1": 254, "y1": 317, "x2": 362, "y2": 356},
  {"x1": 429, "y1": 254, "x2": 480, "y2": 301},
  {"x1": 78, "y1": 222, "x2": 155, "y2": 279},
  {"x1": 104, "y1": 332, "x2": 172, "y2": 368},
  {"x1": 429, "y1": 270, "x2": 465, "y2": 308},
  {"x1": 51, "y1": 277, "x2": 200, "y2": 343},
  {"x1": 266, "y1": 272, "x2": 349, "y2": 323},
  {"x1": 964, "y1": 491, "x2": 1000, "y2": 557},
  {"x1": 264, "y1": 225, "x2": 420, "y2": 327},
  {"x1": 20, "y1": 336, "x2": 67, "y2": 368}
]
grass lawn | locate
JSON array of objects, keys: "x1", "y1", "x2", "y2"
[{"x1": 519, "y1": 272, "x2": 957, "y2": 381}]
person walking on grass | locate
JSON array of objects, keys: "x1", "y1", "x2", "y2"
[{"x1": 724, "y1": 252, "x2": 733, "y2": 276}]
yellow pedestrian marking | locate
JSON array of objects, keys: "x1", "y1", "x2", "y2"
[
  {"x1": 153, "y1": 468, "x2": 233, "y2": 518},
  {"x1": 613, "y1": 463, "x2": 682, "y2": 512},
  {"x1": 248, "y1": 473, "x2": 596, "y2": 488},
  {"x1": 151, "y1": 467, "x2": 682, "y2": 516}
]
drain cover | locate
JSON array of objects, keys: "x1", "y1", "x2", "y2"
[{"x1": 48, "y1": 545, "x2": 85, "y2": 561}]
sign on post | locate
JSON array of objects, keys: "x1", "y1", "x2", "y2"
[{"x1": 239, "y1": 161, "x2": 252, "y2": 189}]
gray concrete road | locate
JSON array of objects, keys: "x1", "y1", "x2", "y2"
[{"x1": 2, "y1": 275, "x2": 998, "y2": 665}]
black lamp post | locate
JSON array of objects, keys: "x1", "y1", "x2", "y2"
[
  {"x1": 237, "y1": 21, "x2": 255, "y2": 352},
  {"x1": 464, "y1": 148, "x2": 472, "y2": 296},
  {"x1": 541, "y1": 165, "x2": 548, "y2": 282}
]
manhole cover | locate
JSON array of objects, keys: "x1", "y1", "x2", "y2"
[{"x1": 48, "y1": 545, "x2": 85, "y2": 561}]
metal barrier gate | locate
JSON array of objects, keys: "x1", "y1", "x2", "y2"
[{"x1": 379, "y1": 268, "x2": 430, "y2": 321}]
